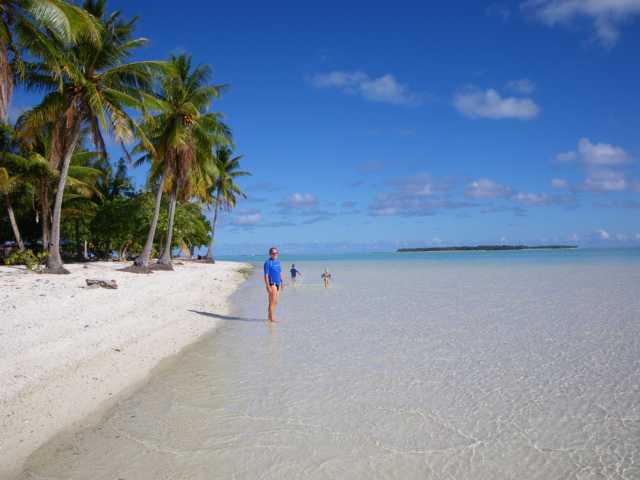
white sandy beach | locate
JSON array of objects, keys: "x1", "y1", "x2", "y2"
[{"x1": 0, "y1": 260, "x2": 250, "y2": 479}]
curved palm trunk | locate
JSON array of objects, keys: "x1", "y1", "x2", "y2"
[
  {"x1": 130, "y1": 173, "x2": 165, "y2": 270},
  {"x1": 0, "y1": 44, "x2": 13, "y2": 124},
  {"x1": 45, "y1": 120, "x2": 82, "y2": 274},
  {"x1": 156, "y1": 185, "x2": 177, "y2": 269},
  {"x1": 206, "y1": 188, "x2": 221, "y2": 263},
  {"x1": 5, "y1": 195, "x2": 25, "y2": 251},
  {"x1": 40, "y1": 181, "x2": 51, "y2": 251}
]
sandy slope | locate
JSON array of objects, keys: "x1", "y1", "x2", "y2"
[{"x1": 0, "y1": 260, "x2": 250, "y2": 478}]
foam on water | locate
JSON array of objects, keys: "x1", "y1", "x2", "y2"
[{"x1": 21, "y1": 255, "x2": 640, "y2": 479}]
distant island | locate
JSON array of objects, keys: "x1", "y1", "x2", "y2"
[{"x1": 397, "y1": 245, "x2": 577, "y2": 253}]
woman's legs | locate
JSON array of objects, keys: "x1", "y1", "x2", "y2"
[{"x1": 267, "y1": 285, "x2": 280, "y2": 322}]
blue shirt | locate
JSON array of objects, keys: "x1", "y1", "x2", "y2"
[
  {"x1": 290, "y1": 268, "x2": 300, "y2": 277},
  {"x1": 264, "y1": 258, "x2": 282, "y2": 285}
]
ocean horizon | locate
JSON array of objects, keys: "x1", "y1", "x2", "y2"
[{"x1": 215, "y1": 246, "x2": 640, "y2": 265}]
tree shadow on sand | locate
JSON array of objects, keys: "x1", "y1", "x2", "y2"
[{"x1": 188, "y1": 310, "x2": 265, "y2": 323}]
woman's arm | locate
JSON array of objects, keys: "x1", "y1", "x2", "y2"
[{"x1": 264, "y1": 262, "x2": 270, "y2": 290}]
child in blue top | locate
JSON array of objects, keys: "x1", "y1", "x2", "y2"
[{"x1": 290, "y1": 264, "x2": 302, "y2": 283}]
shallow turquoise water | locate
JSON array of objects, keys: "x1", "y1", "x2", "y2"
[
  {"x1": 218, "y1": 247, "x2": 640, "y2": 266},
  {"x1": 22, "y1": 253, "x2": 640, "y2": 479}
]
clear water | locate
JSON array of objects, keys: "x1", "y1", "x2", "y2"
[
  {"x1": 21, "y1": 251, "x2": 640, "y2": 479},
  {"x1": 219, "y1": 247, "x2": 640, "y2": 265}
]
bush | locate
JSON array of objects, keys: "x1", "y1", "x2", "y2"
[{"x1": 5, "y1": 249, "x2": 48, "y2": 271}]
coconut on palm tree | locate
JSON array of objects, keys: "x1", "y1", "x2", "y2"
[
  {"x1": 206, "y1": 147, "x2": 248, "y2": 263},
  {"x1": 20, "y1": 0, "x2": 162, "y2": 273},
  {"x1": 126, "y1": 54, "x2": 229, "y2": 272}
]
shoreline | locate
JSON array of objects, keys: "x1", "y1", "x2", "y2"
[{"x1": 0, "y1": 261, "x2": 251, "y2": 479}]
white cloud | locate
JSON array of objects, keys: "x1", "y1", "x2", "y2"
[
  {"x1": 596, "y1": 228, "x2": 610, "y2": 240},
  {"x1": 369, "y1": 173, "x2": 470, "y2": 217},
  {"x1": 279, "y1": 193, "x2": 318, "y2": 209},
  {"x1": 453, "y1": 88, "x2": 539, "y2": 120},
  {"x1": 310, "y1": 71, "x2": 366, "y2": 89},
  {"x1": 310, "y1": 71, "x2": 421, "y2": 106},
  {"x1": 556, "y1": 150, "x2": 578, "y2": 162},
  {"x1": 577, "y1": 138, "x2": 632, "y2": 166},
  {"x1": 231, "y1": 212, "x2": 263, "y2": 226},
  {"x1": 370, "y1": 194, "x2": 472, "y2": 217},
  {"x1": 391, "y1": 173, "x2": 455, "y2": 197},
  {"x1": 555, "y1": 138, "x2": 636, "y2": 193},
  {"x1": 522, "y1": 0, "x2": 640, "y2": 47},
  {"x1": 583, "y1": 168, "x2": 629, "y2": 191},
  {"x1": 513, "y1": 192, "x2": 554, "y2": 206},
  {"x1": 370, "y1": 205, "x2": 398, "y2": 216},
  {"x1": 506, "y1": 78, "x2": 536, "y2": 94},
  {"x1": 465, "y1": 178, "x2": 513, "y2": 198},
  {"x1": 551, "y1": 178, "x2": 568, "y2": 188}
]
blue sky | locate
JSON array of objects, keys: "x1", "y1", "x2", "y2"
[{"x1": 13, "y1": 1, "x2": 640, "y2": 253}]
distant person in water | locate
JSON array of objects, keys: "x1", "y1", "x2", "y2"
[
  {"x1": 264, "y1": 247, "x2": 284, "y2": 322},
  {"x1": 321, "y1": 268, "x2": 332, "y2": 288},
  {"x1": 290, "y1": 264, "x2": 302, "y2": 284}
]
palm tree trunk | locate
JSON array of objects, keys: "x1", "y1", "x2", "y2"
[
  {"x1": 45, "y1": 120, "x2": 82, "y2": 274},
  {"x1": 130, "y1": 172, "x2": 165, "y2": 271},
  {"x1": 75, "y1": 218, "x2": 82, "y2": 259},
  {"x1": 156, "y1": 185, "x2": 177, "y2": 269},
  {"x1": 157, "y1": 237, "x2": 164, "y2": 258},
  {"x1": 40, "y1": 181, "x2": 50, "y2": 251},
  {"x1": 0, "y1": 44, "x2": 13, "y2": 124},
  {"x1": 5, "y1": 195, "x2": 25, "y2": 251},
  {"x1": 206, "y1": 188, "x2": 221, "y2": 262}
]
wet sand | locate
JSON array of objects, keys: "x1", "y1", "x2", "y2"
[{"x1": 0, "y1": 261, "x2": 249, "y2": 479}]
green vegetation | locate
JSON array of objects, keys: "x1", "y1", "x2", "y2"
[
  {"x1": 0, "y1": 0, "x2": 248, "y2": 272},
  {"x1": 5, "y1": 249, "x2": 48, "y2": 270},
  {"x1": 205, "y1": 146, "x2": 249, "y2": 262}
]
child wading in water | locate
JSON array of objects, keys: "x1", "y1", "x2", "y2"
[
  {"x1": 290, "y1": 264, "x2": 302, "y2": 284},
  {"x1": 321, "y1": 268, "x2": 332, "y2": 288}
]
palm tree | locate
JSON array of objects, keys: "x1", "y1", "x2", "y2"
[
  {"x1": 206, "y1": 147, "x2": 248, "y2": 262},
  {"x1": 3, "y1": 122, "x2": 101, "y2": 253},
  {"x1": 0, "y1": 121, "x2": 34, "y2": 251},
  {"x1": 126, "y1": 136, "x2": 166, "y2": 272},
  {"x1": 20, "y1": 0, "x2": 161, "y2": 273},
  {"x1": 0, "y1": 0, "x2": 99, "y2": 123},
  {"x1": 128, "y1": 54, "x2": 228, "y2": 272},
  {"x1": 0, "y1": 165, "x2": 25, "y2": 250}
]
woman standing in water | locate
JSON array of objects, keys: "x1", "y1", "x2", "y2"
[{"x1": 264, "y1": 247, "x2": 284, "y2": 322}]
